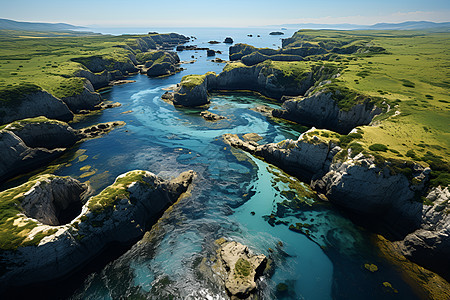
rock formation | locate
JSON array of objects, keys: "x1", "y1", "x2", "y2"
[
  {"x1": 0, "y1": 170, "x2": 195, "y2": 291},
  {"x1": 223, "y1": 129, "x2": 450, "y2": 279},
  {"x1": 273, "y1": 90, "x2": 383, "y2": 134},
  {"x1": 0, "y1": 117, "x2": 124, "y2": 183},
  {"x1": 0, "y1": 86, "x2": 73, "y2": 124},
  {"x1": 213, "y1": 239, "x2": 267, "y2": 299},
  {"x1": 224, "y1": 37, "x2": 234, "y2": 44},
  {"x1": 200, "y1": 110, "x2": 226, "y2": 121}
]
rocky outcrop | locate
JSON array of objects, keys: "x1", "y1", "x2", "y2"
[
  {"x1": 273, "y1": 90, "x2": 383, "y2": 134},
  {"x1": 223, "y1": 129, "x2": 340, "y2": 180},
  {"x1": 0, "y1": 170, "x2": 195, "y2": 290},
  {"x1": 397, "y1": 187, "x2": 450, "y2": 280},
  {"x1": 0, "y1": 89, "x2": 73, "y2": 125},
  {"x1": 0, "y1": 117, "x2": 124, "y2": 183},
  {"x1": 0, "y1": 130, "x2": 64, "y2": 183},
  {"x1": 171, "y1": 72, "x2": 216, "y2": 106},
  {"x1": 269, "y1": 32, "x2": 284, "y2": 35},
  {"x1": 60, "y1": 81, "x2": 102, "y2": 112},
  {"x1": 224, "y1": 37, "x2": 234, "y2": 44},
  {"x1": 200, "y1": 110, "x2": 226, "y2": 121},
  {"x1": 224, "y1": 130, "x2": 450, "y2": 279},
  {"x1": 2, "y1": 117, "x2": 78, "y2": 149},
  {"x1": 214, "y1": 239, "x2": 267, "y2": 299}
]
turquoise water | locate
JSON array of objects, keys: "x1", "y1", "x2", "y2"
[{"x1": 16, "y1": 29, "x2": 423, "y2": 299}]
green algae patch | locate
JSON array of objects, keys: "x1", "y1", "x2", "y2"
[
  {"x1": 79, "y1": 165, "x2": 91, "y2": 171},
  {"x1": 87, "y1": 170, "x2": 148, "y2": 214},
  {"x1": 235, "y1": 258, "x2": 251, "y2": 277},
  {"x1": 79, "y1": 169, "x2": 96, "y2": 179},
  {"x1": 0, "y1": 175, "x2": 57, "y2": 250},
  {"x1": 364, "y1": 263, "x2": 379, "y2": 272},
  {"x1": 78, "y1": 155, "x2": 88, "y2": 162}
]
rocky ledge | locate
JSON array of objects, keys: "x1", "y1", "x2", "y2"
[
  {"x1": 0, "y1": 117, "x2": 124, "y2": 183},
  {"x1": 223, "y1": 130, "x2": 450, "y2": 279},
  {"x1": 0, "y1": 170, "x2": 195, "y2": 291}
]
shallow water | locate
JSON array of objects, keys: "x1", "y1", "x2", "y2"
[{"x1": 13, "y1": 29, "x2": 423, "y2": 299}]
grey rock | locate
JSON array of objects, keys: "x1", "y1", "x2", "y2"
[
  {"x1": 0, "y1": 90, "x2": 73, "y2": 125},
  {"x1": 272, "y1": 91, "x2": 383, "y2": 134},
  {"x1": 0, "y1": 170, "x2": 195, "y2": 289}
]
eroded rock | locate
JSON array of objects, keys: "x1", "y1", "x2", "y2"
[
  {"x1": 0, "y1": 170, "x2": 195, "y2": 290},
  {"x1": 214, "y1": 239, "x2": 267, "y2": 299}
]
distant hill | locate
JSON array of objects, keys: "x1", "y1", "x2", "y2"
[
  {"x1": 277, "y1": 21, "x2": 450, "y2": 31},
  {"x1": 368, "y1": 21, "x2": 450, "y2": 30},
  {"x1": 0, "y1": 18, "x2": 84, "y2": 31}
]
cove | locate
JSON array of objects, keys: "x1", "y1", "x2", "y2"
[{"x1": 5, "y1": 29, "x2": 424, "y2": 299}]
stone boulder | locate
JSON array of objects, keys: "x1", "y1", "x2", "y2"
[
  {"x1": 224, "y1": 37, "x2": 234, "y2": 44},
  {"x1": 215, "y1": 239, "x2": 267, "y2": 299}
]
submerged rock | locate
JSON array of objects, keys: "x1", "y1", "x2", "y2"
[
  {"x1": 0, "y1": 170, "x2": 195, "y2": 291},
  {"x1": 200, "y1": 110, "x2": 225, "y2": 121}
]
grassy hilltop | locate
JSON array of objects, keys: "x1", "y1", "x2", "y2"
[
  {"x1": 223, "y1": 29, "x2": 449, "y2": 187},
  {"x1": 0, "y1": 30, "x2": 166, "y2": 99},
  {"x1": 296, "y1": 30, "x2": 450, "y2": 186}
]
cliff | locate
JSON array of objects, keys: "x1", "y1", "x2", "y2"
[
  {"x1": 0, "y1": 84, "x2": 73, "y2": 124},
  {"x1": 136, "y1": 50, "x2": 181, "y2": 77},
  {"x1": 0, "y1": 170, "x2": 195, "y2": 290},
  {"x1": 0, "y1": 117, "x2": 124, "y2": 183},
  {"x1": 272, "y1": 88, "x2": 384, "y2": 134},
  {"x1": 223, "y1": 130, "x2": 449, "y2": 278}
]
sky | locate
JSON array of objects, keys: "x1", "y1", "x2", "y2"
[{"x1": 1, "y1": 0, "x2": 449, "y2": 27}]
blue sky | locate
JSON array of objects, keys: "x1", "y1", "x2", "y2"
[{"x1": 1, "y1": 0, "x2": 449, "y2": 27}]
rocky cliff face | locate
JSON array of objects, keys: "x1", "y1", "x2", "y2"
[
  {"x1": 20, "y1": 176, "x2": 88, "y2": 226},
  {"x1": 0, "y1": 170, "x2": 195, "y2": 290},
  {"x1": 60, "y1": 81, "x2": 102, "y2": 112},
  {"x1": 397, "y1": 186, "x2": 450, "y2": 280},
  {"x1": 214, "y1": 63, "x2": 313, "y2": 99},
  {"x1": 0, "y1": 130, "x2": 64, "y2": 182},
  {"x1": 0, "y1": 118, "x2": 123, "y2": 184},
  {"x1": 0, "y1": 90, "x2": 73, "y2": 125},
  {"x1": 3, "y1": 117, "x2": 79, "y2": 149},
  {"x1": 172, "y1": 73, "x2": 217, "y2": 106},
  {"x1": 223, "y1": 130, "x2": 449, "y2": 279},
  {"x1": 273, "y1": 91, "x2": 383, "y2": 134}
]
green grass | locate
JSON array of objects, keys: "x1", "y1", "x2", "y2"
[
  {"x1": 0, "y1": 175, "x2": 58, "y2": 250},
  {"x1": 87, "y1": 170, "x2": 149, "y2": 214},
  {"x1": 279, "y1": 30, "x2": 450, "y2": 186},
  {"x1": 180, "y1": 72, "x2": 216, "y2": 90},
  {"x1": 0, "y1": 31, "x2": 168, "y2": 100}
]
